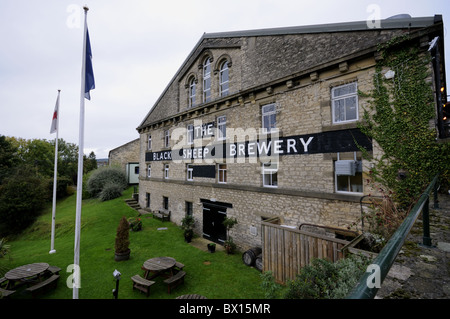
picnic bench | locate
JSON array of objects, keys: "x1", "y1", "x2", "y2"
[
  {"x1": 174, "y1": 261, "x2": 184, "y2": 273},
  {"x1": 152, "y1": 210, "x2": 171, "y2": 222},
  {"x1": 0, "y1": 287, "x2": 15, "y2": 298},
  {"x1": 164, "y1": 270, "x2": 186, "y2": 294},
  {"x1": 131, "y1": 275, "x2": 155, "y2": 297},
  {"x1": 25, "y1": 274, "x2": 59, "y2": 298}
]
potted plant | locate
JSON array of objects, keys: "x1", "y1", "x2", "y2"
[
  {"x1": 207, "y1": 243, "x2": 216, "y2": 253},
  {"x1": 181, "y1": 215, "x2": 195, "y2": 243},
  {"x1": 128, "y1": 216, "x2": 142, "y2": 231},
  {"x1": 223, "y1": 217, "x2": 238, "y2": 254},
  {"x1": 224, "y1": 238, "x2": 237, "y2": 254},
  {"x1": 115, "y1": 216, "x2": 130, "y2": 261}
]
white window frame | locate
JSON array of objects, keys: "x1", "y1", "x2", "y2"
[
  {"x1": 217, "y1": 115, "x2": 226, "y2": 140},
  {"x1": 187, "y1": 164, "x2": 193, "y2": 181},
  {"x1": 262, "y1": 162, "x2": 278, "y2": 188},
  {"x1": 218, "y1": 164, "x2": 227, "y2": 184},
  {"x1": 334, "y1": 160, "x2": 363, "y2": 194},
  {"x1": 219, "y1": 61, "x2": 229, "y2": 97},
  {"x1": 331, "y1": 82, "x2": 359, "y2": 124},
  {"x1": 147, "y1": 164, "x2": 151, "y2": 178},
  {"x1": 187, "y1": 124, "x2": 194, "y2": 145},
  {"x1": 189, "y1": 77, "x2": 196, "y2": 108},
  {"x1": 147, "y1": 135, "x2": 152, "y2": 150},
  {"x1": 203, "y1": 57, "x2": 211, "y2": 103},
  {"x1": 164, "y1": 164, "x2": 169, "y2": 179},
  {"x1": 164, "y1": 130, "x2": 170, "y2": 148},
  {"x1": 262, "y1": 103, "x2": 277, "y2": 133}
]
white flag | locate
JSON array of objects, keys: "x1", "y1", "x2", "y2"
[{"x1": 50, "y1": 93, "x2": 60, "y2": 134}]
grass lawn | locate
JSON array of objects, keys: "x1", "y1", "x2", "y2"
[{"x1": 1, "y1": 187, "x2": 265, "y2": 299}]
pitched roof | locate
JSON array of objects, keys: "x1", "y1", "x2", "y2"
[{"x1": 137, "y1": 15, "x2": 442, "y2": 130}]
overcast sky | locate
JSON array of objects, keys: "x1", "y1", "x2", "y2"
[{"x1": 1, "y1": 0, "x2": 449, "y2": 159}]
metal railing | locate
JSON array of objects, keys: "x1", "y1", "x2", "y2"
[{"x1": 347, "y1": 174, "x2": 440, "y2": 299}]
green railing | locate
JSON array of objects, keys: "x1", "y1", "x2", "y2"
[{"x1": 347, "y1": 174, "x2": 440, "y2": 299}]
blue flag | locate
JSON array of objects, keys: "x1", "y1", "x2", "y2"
[{"x1": 85, "y1": 29, "x2": 95, "y2": 100}]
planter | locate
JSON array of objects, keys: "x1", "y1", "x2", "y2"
[
  {"x1": 184, "y1": 234, "x2": 193, "y2": 243},
  {"x1": 114, "y1": 249, "x2": 130, "y2": 261},
  {"x1": 207, "y1": 243, "x2": 216, "y2": 253}
]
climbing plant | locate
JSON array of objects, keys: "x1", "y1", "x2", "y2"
[{"x1": 359, "y1": 35, "x2": 450, "y2": 210}]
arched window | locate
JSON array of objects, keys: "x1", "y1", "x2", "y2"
[
  {"x1": 219, "y1": 61, "x2": 229, "y2": 97},
  {"x1": 203, "y1": 57, "x2": 211, "y2": 103},
  {"x1": 188, "y1": 77, "x2": 196, "y2": 108}
]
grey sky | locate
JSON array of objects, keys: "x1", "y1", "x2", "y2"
[{"x1": 1, "y1": 0, "x2": 448, "y2": 158}]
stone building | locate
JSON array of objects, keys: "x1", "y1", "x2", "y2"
[
  {"x1": 108, "y1": 138, "x2": 140, "y2": 184},
  {"x1": 136, "y1": 16, "x2": 446, "y2": 250}
]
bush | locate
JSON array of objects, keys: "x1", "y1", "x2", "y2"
[
  {"x1": 99, "y1": 183, "x2": 124, "y2": 201},
  {"x1": 0, "y1": 165, "x2": 48, "y2": 237},
  {"x1": 87, "y1": 167, "x2": 127, "y2": 199},
  {"x1": 283, "y1": 254, "x2": 370, "y2": 299},
  {"x1": 115, "y1": 216, "x2": 130, "y2": 253}
]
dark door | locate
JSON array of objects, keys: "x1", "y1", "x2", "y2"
[{"x1": 202, "y1": 204, "x2": 227, "y2": 244}]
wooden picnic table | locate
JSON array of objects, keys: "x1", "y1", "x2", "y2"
[
  {"x1": 5, "y1": 263, "x2": 49, "y2": 289},
  {"x1": 143, "y1": 257, "x2": 176, "y2": 279}
]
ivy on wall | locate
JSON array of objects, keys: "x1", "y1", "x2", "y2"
[{"x1": 359, "y1": 36, "x2": 450, "y2": 209}]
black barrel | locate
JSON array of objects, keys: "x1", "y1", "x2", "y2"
[
  {"x1": 242, "y1": 247, "x2": 262, "y2": 266},
  {"x1": 255, "y1": 254, "x2": 263, "y2": 272}
]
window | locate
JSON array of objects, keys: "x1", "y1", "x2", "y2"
[
  {"x1": 187, "y1": 124, "x2": 194, "y2": 144},
  {"x1": 164, "y1": 164, "x2": 169, "y2": 179},
  {"x1": 203, "y1": 57, "x2": 211, "y2": 103},
  {"x1": 187, "y1": 164, "x2": 193, "y2": 181},
  {"x1": 189, "y1": 77, "x2": 196, "y2": 108},
  {"x1": 262, "y1": 162, "x2": 278, "y2": 187},
  {"x1": 163, "y1": 196, "x2": 169, "y2": 210},
  {"x1": 217, "y1": 116, "x2": 226, "y2": 140},
  {"x1": 147, "y1": 135, "x2": 152, "y2": 150},
  {"x1": 134, "y1": 166, "x2": 139, "y2": 174},
  {"x1": 164, "y1": 130, "x2": 170, "y2": 148},
  {"x1": 332, "y1": 82, "x2": 358, "y2": 123},
  {"x1": 218, "y1": 164, "x2": 227, "y2": 183},
  {"x1": 219, "y1": 61, "x2": 229, "y2": 97},
  {"x1": 262, "y1": 103, "x2": 277, "y2": 133},
  {"x1": 186, "y1": 201, "x2": 193, "y2": 216},
  {"x1": 146, "y1": 193, "x2": 150, "y2": 208},
  {"x1": 335, "y1": 160, "x2": 363, "y2": 193},
  {"x1": 147, "y1": 164, "x2": 151, "y2": 178}
]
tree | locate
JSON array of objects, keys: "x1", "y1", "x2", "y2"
[
  {"x1": 0, "y1": 135, "x2": 18, "y2": 183},
  {"x1": 0, "y1": 165, "x2": 48, "y2": 236}
]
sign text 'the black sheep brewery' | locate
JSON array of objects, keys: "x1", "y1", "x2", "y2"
[{"x1": 146, "y1": 128, "x2": 372, "y2": 162}]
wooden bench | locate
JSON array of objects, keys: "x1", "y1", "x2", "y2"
[
  {"x1": 176, "y1": 294, "x2": 207, "y2": 299},
  {"x1": 131, "y1": 275, "x2": 155, "y2": 297},
  {"x1": 0, "y1": 287, "x2": 15, "y2": 298},
  {"x1": 0, "y1": 277, "x2": 6, "y2": 288},
  {"x1": 47, "y1": 265, "x2": 61, "y2": 275},
  {"x1": 164, "y1": 270, "x2": 186, "y2": 294},
  {"x1": 173, "y1": 262, "x2": 184, "y2": 272},
  {"x1": 153, "y1": 210, "x2": 171, "y2": 222},
  {"x1": 25, "y1": 274, "x2": 59, "y2": 298}
]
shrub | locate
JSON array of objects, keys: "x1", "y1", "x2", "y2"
[
  {"x1": 87, "y1": 167, "x2": 127, "y2": 199},
  {"x1": 99, "y1": 183, "x2": 124, "y2": 201},
  {"x1": 0, "y1": 165, "x2": 48, "y2": 237},
  {"x1": 115, "y1": 216, "x2": 130, "y2": 253},
  {"x1": 283, "y1": 254, "x2": 370, "y2": 299}
]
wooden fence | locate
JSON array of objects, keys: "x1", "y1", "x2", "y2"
[{"x1": 261, "y1": 220, "x2": 351, "y2": 284}]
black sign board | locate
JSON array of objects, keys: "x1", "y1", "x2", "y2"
[{"x1": 145, "y1": 128, "x2": 372, "y2": 162}]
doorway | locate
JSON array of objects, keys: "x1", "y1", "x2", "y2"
[{"x1": 202, "y1": 202, "x2": 228, "y2": 244}]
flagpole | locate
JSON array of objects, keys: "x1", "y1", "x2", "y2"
[
  {"x1": 49, "y1": 89, "x2": 60, "y2": 255},
  {"x1": 73, "y1": 6, "x2": 89, "y2": 300}
]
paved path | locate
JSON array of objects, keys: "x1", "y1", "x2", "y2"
[{"x1": 376, "y1": 193, "x2": 450, "y2": 299}]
